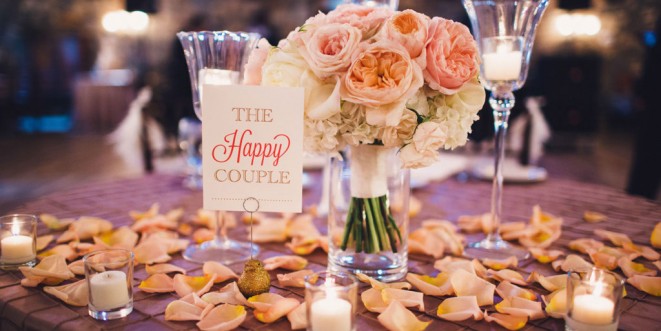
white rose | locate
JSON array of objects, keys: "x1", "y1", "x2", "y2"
[
  {"x1": 399, "y1": 143, "x2": 438, "y2": 168},
  {"x1": 261, "y1": 47, "x2": 308, "y2": 88},
  {"x1": 412, "y1": 121, "x2": 446, "y2": 152},
  {"x1": 300, "y1": 71, "x2": 341, "y2": 120}
]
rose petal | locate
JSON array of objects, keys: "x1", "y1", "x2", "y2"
[
  {"x1": 622, "y1": 242, "x2": 661, "y2": 261},
  {"x1": 248, "y1": 292, "x2": 286, "y2": 310},
  {"x1": 277, "y1": 270, "x2": 314, "y2": 288},
  {"x1": 568, "y1": 238, "x2": 604, "y2": 254},
  {"x1": 196, "y1": 304, "x2": 247, "y2": 331},
  {"x1": 594, "y1": 229, "x2": 631, "y2": 246},
  {"x1": 457, "y1": 213, "x2": 491, "y2": 233},
  {"x1": 378, "y1": 300, "x2": 431, "y2": 331},
  {"x1": 202, "y1": 282, "x2": 249, "y2": 306},
  {"x1": 286, "y1": 214, "x2": 321, "y2": 238},
  {"x1": 38, "y1": 244, "x2": 78, "y2": 261},
  {"x1": 496, "y1": 281, "x2": 537, "y2": 301},
  {"x1": 254, "y1": 297, "x2": 300, "y2": 323},
  {"x1": 133, "y1": 240, "x2": 171, "y2": 265},
  {"x1": 495, "y1": 297, "x2": 545, "y2": 320},
  {"x1": 39, "y1": 214, "x2": 75, "y2": 230},
  {"x1": 36, "y1": 235, "x2": 54, "y2": 252},
  {"x1": 362, "y1": 288, "x2": 389, "y2": 313},
  {"x1": 654, "y1": 260, "x2": 661, "y2": 271},
  {"x1": 139, "y1": 273, "x2": 175, "y2": 293},
  {"x1": 356, "y1": 272, "x2": 411, "y2": 290},
  {"x1": 499, "y1": 222, "x2": 527, "y2": 235},
  {"x1": 542, "y1": 288, "x2": 567, "y2": 318},
  {"x1": 382, "y1": 288, "x2": 425, "y2": 311},
  {"x1": 287, "y1": 301, "x2": 307, "y2": 330},
  {"x1": 56, "y1": 216, "x2": 113, "y2": 243},
  {"x1": 129, "y1": 203, "x2": 160, "y2": 221},
  {"x1": 146, "y1": 263, "x2": 186, "y2": 275},
  {"x1": 450, "y1": 269, "x2": 495, "y2": 306},
  {"x1": 652, "y1": 222, "x2": 661, "y2": 248},
  {"x1": 561, "y1": 254, "x2": 594, "y2": 272},
  {"x1": 589, "y1": 251, "x2": 619, "y2": 270},
  {"x1": 583, "y1": 211, "x2": 607, "y2": 223},
  {"x1": 436, "y1": 296, "x2": 482, "y2": 321},
  {"x1": 406, "y1": 272, "x2": 453, "y2": 296},
  {"x1": 619, "y1": 257, "x2": 657, "y2": 278},
  {"x1": 551, "y1": 259, "x2": 564, "y2": 272},
  {"x1": 165, "y1": 292, "x2": 213, "y2": 321},
  {"x1": 43, "y1": 279, "x2": 88, "y2": 306},
  {"x1": 408, "y1": 228, "x2": 445, "y2": 258},
  {"x1": 252, "y1": 218, "x2": 288, "y2": 243},
  {"x1": 627, "y1": 275, "x2": 661, "y2": 296},
  {"x1": 484, "y1": 310, "x2": 528, "y2": 330},
  {"x1": 482, "y1": 256, "x2": 518, "y2": 270},
  {"x1": 487, "y1": 269, "x2": 527, "y2": 286},
  {"x1": 94, "y1": 226, "x2": 139, "y2": 250},
  {"x1": 286, "y1": 236, "x2": 326, "y2": 255},
  {"x1": 131, "y1": 215, "x2": 178, "y2": 233},
  {"x1": 434, "y1": 257, "x2": 476, "y2": 275},
  {"x1": 263, "y1": 255, "x2": 308, "y2": 271},
  {"x1": 20, "y1": 255, "x2": 75, "y2": 287},
  {"x1": 527, "y1": 272, "x2": 567, "y2": 292},
  {"x1": 203, "y1": 261, "x2": 239, "y2": 283},
  {"x1": 518, "y1": 226, "x2": 561, "y2": 248},
  {"x1": 529, "y1": 247, "x2": 564, "y2": 264},
  {"x1": 67, "y1": 260, "x2": 85, "y2": 276},
  {"x1": 174, "y1": 274, "x2": 216, "y2": 297}
]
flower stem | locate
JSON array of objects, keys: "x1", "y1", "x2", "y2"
[{"x1": 340, "y1": 195, "x2": 400, "y2": 254}]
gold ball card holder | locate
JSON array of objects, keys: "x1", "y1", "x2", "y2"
[{"x1": 237, "y1": 197, "x2": 271, "y2": 298}]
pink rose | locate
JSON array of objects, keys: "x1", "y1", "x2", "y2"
[
  {"x1": 327, "y1": 4, "x2": 392, "y2": 40},
  {"x1": 244, "y1": 38, "x2": 272, "y2": 85},
  {"x1": 399, "y1": 144, "x2": 438, "y2": 168},
  {"x1": 381, "y1": 9, "x2": 430, "y2": 60},
  {"x1": 411, "y1": 121, "x2": 446, "y2": 152},
  {"x1": 341, "y1": 40, "x2": 424, "y2": 126},
  {"x1": 424, "y1": 17, "x2": 479, "y2": 94},
  {"x1": 297, "y1": 23, "x2": 362, "y2": 78}
]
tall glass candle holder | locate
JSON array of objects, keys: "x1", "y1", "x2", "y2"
[
  {"x1": 565, "y1": 267, "x2": 624, "y2": 331},
  {"x1": 84, "y1": 249, "x2": 134, "y2": 320},
  {"x1": 462, "y1": 0, "x2": 549, "y2": 260},
  {"x1": 305, "y1": 271, "x2": 358, "y2": 331},
  {"x1": 0, "y1": 214, "x2": 37, "y2": 270}
]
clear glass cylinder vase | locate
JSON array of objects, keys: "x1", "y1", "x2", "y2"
[{"x1": 328, "y1": 145, "x2": 409, "y2": 282}]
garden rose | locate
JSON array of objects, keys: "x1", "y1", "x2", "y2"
[
  {"x1": 399, "y1": 143, "x2": 438, "y2": 168},
  {"x1": 297, "y1": 23, "x2": 362, "y2": 78},
  {"x1": 424, "y1": 17, "x2": 479, "y2": 94},
  {"x1": 244, "y1": 38, "x2": 272, "y2": 85},
  {"x1": 341, "y1": 40, "x2": 423, "y2": 126},
  {"x1": 326, "y1": 4, "x2": 392, "y2": 40},
  {"x1": 381, "y1": 9, "x2": 430, "y2": 61},
  {"x1": 261, "y1": 47, "x2": 307, "y2": 88},
  {"x1": 301, "y1": 71, "x2": 341, "y2": 120},
  {"x1": 411, "y1": 121, "x2": 446, "y2": 152}
]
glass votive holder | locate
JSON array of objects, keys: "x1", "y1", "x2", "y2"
[
  {"x1": 84, "y1": 249, "x2": 134, "y2": 320},
  {"x1": 0, "y1": 214, "x2": 37, "y2": 270},
  {"x1": 565, "y1": 267, "x2": 625, "y2": 331},
  {"x1": 305, "y1": 271, "x2": 358, "y2": 331}
]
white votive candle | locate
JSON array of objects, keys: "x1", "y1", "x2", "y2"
[
  {"x1": 90, "y1": 270, "x2": 130, "y2": 310},
  {"x1": 310, "y1": 295, "x2": 352, "y2": 331},
  {"x1": 483, "y1": 50, "x2": 522, "y2": 81},
  {"x1": 1, "y1": 235, "x2": 35, "y2": 264},
  {"x1": 572, "y1": 294, "x2": 614, "y2": 325},
  {"x1": 199, "y1": 68, "x2": 237, "y2": 86}
]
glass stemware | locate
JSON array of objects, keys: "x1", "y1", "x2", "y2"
[
  {"x1": 462, "y1": 0, "x2": 549, "y2": 259},
  {"x1": 177, "y1": 30, "x2": 260, "y2": 264}
]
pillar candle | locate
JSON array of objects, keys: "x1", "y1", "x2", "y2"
[
  {"x1": 483, "y1": 50, "x2": 522, "y2": 81},
  {"x1": 90, "y1": 270, "x2": 131, "y2": 310},
  {"x1": 310, "y1": 295, "x2": 352, "y2": 331},
  {"x1": 572, "y1": 294, "x2": 614, "y2": 325},
  {"x1": 0, "y1": 235, "x2": 35, "y2": 264}
]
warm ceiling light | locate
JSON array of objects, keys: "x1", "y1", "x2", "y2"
[
  {"x1": 128, "y1": 11, "x2": 150, "y2": 33},
  {"x1": 102, "y1": 10, "x2": 129, "y2": 33},
  {"x1": 554, "y1": 12, "x2": 601, "y2": 37}
]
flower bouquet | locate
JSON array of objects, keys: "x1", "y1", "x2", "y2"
[{"x1": 245, "y1": 4, "x2": 484, "y2": 259}]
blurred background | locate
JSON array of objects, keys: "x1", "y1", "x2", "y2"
[{"x1": 1, "y1": 0, "x2": 660, "y2": 212}]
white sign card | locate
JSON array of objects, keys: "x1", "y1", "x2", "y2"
[{"x1": 202, "y1": 84, "x2": 304, "y2": 213}]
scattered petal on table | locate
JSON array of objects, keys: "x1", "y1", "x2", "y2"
[
  {"x1": 561, "y1": 254, "x2": 594, "y2": 273},
  {"x1": 254, "y1": 297, "x2": 300, "y2": 323},
  {"x1": 165, "y1": 292, "x2": 213, "y2": 321},
  {"x1": 165, "y1": 207, "x2": 184, "y2": 223},
  {"x1": 362, "y1": 288, "x2": 389, "y2": 313},
  {"x1": 356, "y1": 272, "x2": 411, "y2": 290},
  {"x1": 381, "y1": 288, "x2": 425, "y2": 311},
  {"x1": 408, "y1": 227, "x2": 445, "y2": 258},
  {"x1": 551, "y1": 259, "x2": 564, "y2": 272},
  {"x1": 177, "y1": 223, "x2": 193, "y2": 236},
  {"x1": 38, "y1": 244, "x2": 78, "y2": 261},
  {"x1": 420, "y1": 220, "x2": 465, "y2": 256},
  {"x1": 43, "y1": 279, "x2": 88, "y2": 306},
  {"x1": 436, "y1": 296, "x2": 482, "y2": 321},
  {"x1": 240, "y1": 211, "x2": 266, "y2": 225},
  {"x1": 133, "y1": 240, "x2": 171, "y2": 264},
  {"x1": 39, "y1": 214, "x2": 74, "y2": 231},
  {"x1": 568, "y1": 238, "x2": 604, "y2": 254},
  {"x1": 499, "y1": 222, "x2": 527, "y2": 235},
  {"x1": 146, "y1": 263, "x2": 186, "y2": 275},
  {"x1": 487, "y1": 269, "x2": 527, "y2": 286},
  {"x1": 36, "y1": 235, "x2": 54, "y2": 252},
  {"x1": 621, "y1": 242, "x2": 660, "y2": 261},
  {"x1": 56, "y1": 216, "x2": 113, "y2": 243},
  {"x1": 287, "y1": 301, "x2": 307, "y2": 330},
  {"x1": 67, "y1": 260, "x2": 84, "y2": 275},
  {"x1": 529, "y1": 247, "x2": 564, "y2": 264},
  {"x1": 193, "y1": 228, "x2": 215, "y2": 244},
  {"x1": 583, "y1": 211, "x2": 607, "y2": 223},
  {"x1": 248, "y1": 292, "x2": 286, "y2": 311},
  {"x1": 518, "y1": 226, "x2": 561, "y2": 249},
  {"x1": 174, "y1": 274, "x2": 216, "y2": 297},
  {"x1": 654, "y1": 260, "x2": 661, "y2": 271},
  {"x1": 542, "y1": 288, "x2": 567, "y2": 318},
  {"x1": 482, "y1": 256, "x2": 518, "y2": 270},
  {"x1": 627, "y1": 275, "x2": 661, "y2": 296},
  {"x1": 484, "y1": 310, "x2": 528, "y2": 330},
  {"x1": 472, "y1": 259, "x2": 489, "y2": 278},
  {"x1": 94, "y1": 226, "x2": 139, "y2": 250},
  {"x1": 406, "y1": 272, "x2": 453, "y2": 296},
  {"x1": 286, "y1": 236, "x2": 326, "y2": 255},
  {"x1": 652, "y1": 222, "x2": 661, "y2": 248},
  {"x1": 527, "y1": 272, "x2": 567, "y2": 292},
  {"x1": 131, "y1": 215, "x2": 178, "y2": 233},
  {"x1": 589, "y1": 250, "x2": 619, "y2": 270},
  {"x1": 594, "y1": 229, "x2": 631, "y2": 247},
  {"x1": 196, "y1": 304, "x2": 247, "y2": 331},
  {"x1": 202, "y1": 282, "x2": 249, "y2": 306},
  {"x1": 450, "y1": 269, "x2": 495, "y2": 306},
  {"x1": 495, "y1": 297, "x2": 545, "y2": 320},
  {"x1": 139, "y1": 273, "x2": 175, "y2": 293},
  {"x1": 203, "y1": 261, "x2": 238, "y2": 283},
  {"x1": 263, "y1": 255, "x2": 308, "y2": 271},
  {"x1": 618, "y1": 257, "x2": 657, "y2": 278},
  {"x1": 277, "y1": 270, "x2": 314, "y2": 288},
  {"x1": 129, "y1": 203, "x2": 160, "y2": 221},
  {"x1": 457, "y1": 213, "x2": 491, "y2": 233},
  {"x1": 434, "y1": 257, "x2": 475, "y2": 275},
  {"x1": 378, "y1": 300, "x2": 431, "y2": 331},
  {"x1": 286, "y1": 214, "x2": 320, "y2": 238},
  {"x1": 20, "y1": 255, "x2": 75, "y2": 287},
  {"x1": 252, "y1": 218, "x2": 288, "y2": 243},
  {"x1": 496, "y1": 281, "x2": 537, "y2": 301}
]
